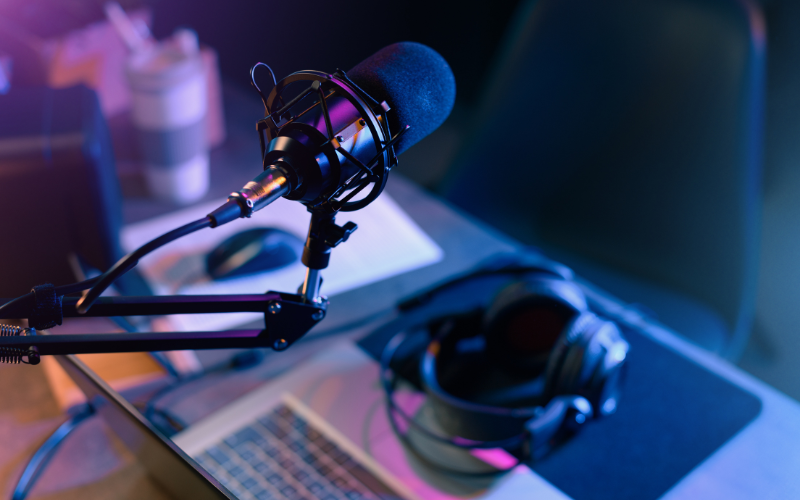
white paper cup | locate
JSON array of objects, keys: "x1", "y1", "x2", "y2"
[{"x1": 127, "y1": 29, "x2": 208, "y2": 204}]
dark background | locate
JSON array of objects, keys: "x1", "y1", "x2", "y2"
[
  {"x1": 1, "y1": 0, "x2": 797, "y2": 191},
  {"x1": 0, "y1": 0, "x2": 521, "y2": 107}
]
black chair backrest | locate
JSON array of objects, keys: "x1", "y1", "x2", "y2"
[{"x1": 440, "y1": 0, "x2": 766, "y2": 356}]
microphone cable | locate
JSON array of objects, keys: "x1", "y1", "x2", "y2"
[
  {"x1": 0, "y1": 217, "x2": 214, "y2": 320},
  {"x1": 75, "y1": 217, "x2": 213, "y2": 314},
  {"x1": 0, "y1": 277, "x2": 100, "y2": 319}
]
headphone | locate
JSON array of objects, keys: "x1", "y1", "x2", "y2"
[{"x1": 380, "y1": 261, "x2": 629, "y2": 469}]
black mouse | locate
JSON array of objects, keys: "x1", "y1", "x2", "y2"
[{"x1": 205, "y1": 227, "x2": 304, "y2": 280}]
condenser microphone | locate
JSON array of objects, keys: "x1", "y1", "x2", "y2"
[
  {"x1": 65, "y1": 42, "x2": 455, "y2": 315},
  {"x1": 209, "y1": 42, "x2": 456, "y2": 227}
]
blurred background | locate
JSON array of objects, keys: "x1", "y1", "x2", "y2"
[{"x1": 1, "y1": 0, "x2": 800, "y2": 401}]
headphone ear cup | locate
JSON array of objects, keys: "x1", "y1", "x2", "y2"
[
  {"x1": 544, "y1": 313, "x2": 629, "y2": 415},
  {"x1": 483, "y1": 277, "x2": 588, "y2": 377},
  {"x1": 543, "y1": 312, "x2": 602, "y2": 399}
]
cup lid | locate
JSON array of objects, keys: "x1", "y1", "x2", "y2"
[{"x1": 127, "y1": 29, "x2": 202, "y2": 90}]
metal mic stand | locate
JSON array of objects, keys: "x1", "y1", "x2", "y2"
[
  {"x1": 0, "y1": 66, "x2": 404, "y2": 364},
  {"x1": 0, "y1": 212, "x2": 358, "y2": 361}
]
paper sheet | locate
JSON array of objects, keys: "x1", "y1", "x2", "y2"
[{"x1": 121, "y1": 193, "x2": 444, "y2": 331}]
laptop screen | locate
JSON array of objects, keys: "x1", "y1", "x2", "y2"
[{"x1": 55, "y1": 354, "x2": 235, "y2": 499}]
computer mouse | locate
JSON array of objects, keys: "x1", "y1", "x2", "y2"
[{"x1": 205, "y1": 227, "x2": 304, "y2": 280}]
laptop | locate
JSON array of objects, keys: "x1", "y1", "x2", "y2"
[{"x1": 58, "y1": 341, "x2": 571, "y2": 500}]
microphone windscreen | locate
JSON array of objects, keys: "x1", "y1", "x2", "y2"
[{"x1": 347, "y1": 42, "x2": 456, "y2": 156}]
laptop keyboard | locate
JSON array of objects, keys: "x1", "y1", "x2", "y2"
[{"x1": 194, "y1": 404, "x2": 401, "y2": 500}]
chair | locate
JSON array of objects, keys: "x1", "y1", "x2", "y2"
[{"x1": 439, "y1": 0, "x2": 766, "y2": 359}]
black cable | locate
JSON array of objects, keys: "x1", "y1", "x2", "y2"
[
  {"x1": 308, "y1": 255, "x2": 568, "y2": 343},
  {"x1": 141, "y1": 348, "x2": 269, "y2": 433},
  {"x1": 143, "y1": 362, "x2": 231, "y2": 420},
  {"x1": 142, "y1": 305, "x2": 381, "y2": 420},
  {"x1": 398, "y1": 263, "x2": 569, "y2": 312},
  {"x1": 147, "y1": 406, "x2": 191, "y2": 435},
  {"x1": 0, "y1": 277, "x2": 100, "y2": 319},
  {"x1": 55, "y1": 277, "x2": 102, "y2": 296},
  {"x1": 76, "y1": 217, "x2": 213, "y2": 314},
  {"x1": 0, "y1": 293, "x2": 34, "y2": 319},
  {"x1": 250, "y1": 62, "x2": 278, "y2": 117},
  {"x1": 139, "y1": 308, "x2": 398, "y2": 437}
]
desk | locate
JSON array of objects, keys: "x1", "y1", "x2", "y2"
[
  {"x1": 2, "y1": 174, "x2": 799, "y2": 499},
  {"x1": 0, "y1": 171, "x2": 518, "y2": 499},
  {"x1": 1, "y1": 85, "x2": 799, "y2": 499}
]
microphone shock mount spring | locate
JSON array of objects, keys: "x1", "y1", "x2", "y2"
[{"x1": 0, "y1": 325, "x2": 40, "y2": 365}]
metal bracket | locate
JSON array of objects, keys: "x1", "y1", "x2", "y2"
[
  {"x1": 321, "y1": 221, "x2": 358, "y2": 247},
  {"x1": 0, "y1": 292, "x2": 326, "y2": 356}
]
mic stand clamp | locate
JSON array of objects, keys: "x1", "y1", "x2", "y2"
[{"x1": 299, "y1": 210, "x2": 357, "y2": 303}]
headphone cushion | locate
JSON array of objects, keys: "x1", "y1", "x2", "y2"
[
  {"x1": 544, "y1": 312, "x2": 604, "y2": 398},
  {"x1": 544, "y1": 312, "x2": 628, "y2": 415},
  {"x1": 483, "y1": 277, "x2": 588, "y2": 376}
]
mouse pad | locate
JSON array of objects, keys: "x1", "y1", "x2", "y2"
[{"x1": 358, "y1": 322, "x2": 762, "y2": 500}]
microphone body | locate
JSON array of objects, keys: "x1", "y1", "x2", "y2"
[
  {"x1": 213, "y1": 42, "x2": 456, "y2": 226},
  {"x1": 237, "y1": 166, "x2": 293, "y2": 213}
]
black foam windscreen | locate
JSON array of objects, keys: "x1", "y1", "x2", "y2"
[{"x1": 348, "y1": 42, "x2": 456, "y2": 155}]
